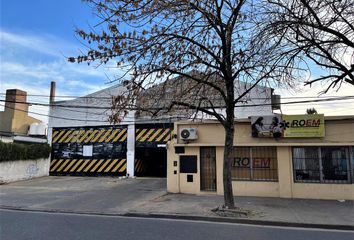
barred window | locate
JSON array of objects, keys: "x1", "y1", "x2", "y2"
[
  {"x1": 231, "y1": 147, "x2": 278, "y2": 181},
  {"x1": 292, "y1": 147, "x2": 352, "y2": 183},
  {"x1": 293, "y1": 147, "x2": 320, "y2": 182}
]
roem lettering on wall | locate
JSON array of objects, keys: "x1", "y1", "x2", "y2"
[{"x1": 231, "y1": 147, "x2": 278, "y2": 181}]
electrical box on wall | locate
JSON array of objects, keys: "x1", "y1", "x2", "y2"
[
  {"x1": 180, "y1": 155, "x2": 197, "y2": 173},
  {"x1": 175, "y1": 146, "x2": 185, "y2": 154}
]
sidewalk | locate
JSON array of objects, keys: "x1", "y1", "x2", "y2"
[
  {"x1": 0, "y1": 177, "x2": 353, "y2": 230},
  {"x1": 130, "y1": 193, "x2": 354, "y2": 229}
]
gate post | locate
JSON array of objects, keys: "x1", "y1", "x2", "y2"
[{"x1": 126, "y1": 124, "x2": 135, "y2": 177}]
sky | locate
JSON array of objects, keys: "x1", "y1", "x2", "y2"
[
  {"x1": 0, "y1": 0, "x2": 353, "y2": 124},
  {"x1": 0, "y1": 0, "x2": 123, "y2": 123}
]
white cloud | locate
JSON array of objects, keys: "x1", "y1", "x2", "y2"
[
  {"x1": 0, "y1": 61, "x2": 105, "y2": 91},
  {"x1": 0, "y1": 29, "x2": 77, "y2": 57},
  {"x1": 1, "y1": 28, "x2": 352, "y2": 124},
  {"x1": 0, "y1": 29, "x2": 128, "y2": 123},
  {"x1": 274, "y1": 81, "x2": 354, "y2": 116},
  {"x1": 0, "y1": 59, "x2": 111, "y2": 123}
]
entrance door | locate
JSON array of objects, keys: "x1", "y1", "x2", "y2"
[{"x1": 200, "y1": 147, "x2": 216, "y2": 191}]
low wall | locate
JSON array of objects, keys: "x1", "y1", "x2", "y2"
[
  {"x1": 0, "y1": 158, "x2": 50, "y2": 183},
  {"x1": 291, "y1": 183, "x2": 354, "y2": 200},
  {"x1": 231, "y1": 181, "x2": 279, "y2": 197}
]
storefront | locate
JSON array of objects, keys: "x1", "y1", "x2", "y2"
[{"x1": 167, "y1": 115, "x2": 354, "y2": 200}]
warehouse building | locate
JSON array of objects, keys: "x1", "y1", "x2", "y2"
[{"x1": 48, "y1": 79, "x2": 279, "y2": 178}]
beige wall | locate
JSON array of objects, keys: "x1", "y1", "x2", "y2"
[
  {"x1": 0, "y1": 89, "x2": 41, "y2": 135},
  {"x1": 291, "y1": 183, "x2": 354, "y2": 200},
  {"x1": 12, "y1": 112, "x2": 40, "y2": 135},
  {"x1": 167, "y1": 118, "x2": 354, "y2": 200},
  {"x1": 173, "y1": 118, "x2": 354, "y2": 146},
  {"x1": 0, "y1": 111, "x2": 12, "y2": 134},
  {"x1": 167, "y1": 145, "x2": 202, "y2": 194},
  {"x1": 0, "y1": 109, "x2": 40, "y2": 135}
]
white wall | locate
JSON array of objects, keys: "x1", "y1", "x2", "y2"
[
  {"x1": 0, "y1": 157, "x2": 50, "y2": 183},
  {"x1": 0, "y1": 135, "x2": 13, "y2": 143},
  {"x1": 194, "y1": 82, "x2": 273, "y2": 119},
  {"x1": 234, "y1": 81, "x2": 273, "y2": 118},
  {"x1": 48, "y1": 84, "x2": 134, "y2": 128}
]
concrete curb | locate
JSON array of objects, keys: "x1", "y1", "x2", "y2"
[
  {"x1": 1, "y1": 206, "x2": 353, "y2": 231},
  {"x1": 124, "y1": 212, "x2": 354, "y2": 231}
]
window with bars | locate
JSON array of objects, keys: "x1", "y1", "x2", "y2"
[
  {"x1": 231, "y1": 147, "x2": 278, "y2": 181},
  {"x1": 292, "y1": 146, "x2": 353, "y2": 183}
]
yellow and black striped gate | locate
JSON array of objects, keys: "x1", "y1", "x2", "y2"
[
  {"x1": 134, "y1": 124, "x2": 173, "y2": 177},
  {"x1": 135, "y1": 126, "x2": 173, "y2": 147},
  {"x1": 50, "y1": 158, "x2": 127, "y2": 175},
  {"x1": 50, "y1": 124, "x2": 173, "y2": 177},
  {"x1": 50, "y1": 126, "x2": 127, "y2": 176}
]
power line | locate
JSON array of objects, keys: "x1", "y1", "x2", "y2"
[
  {"x1": 0, "y1": 103, "x2": 183, "y2": 124},
  {"x1": 0, "y1": 99, "x2": 112, "y2": 109},
  {"x1": 0, "y1": 103, "x2": 109, "y2": 123},
  {"x1": 0, "y1": 93, "x2": 114, "y2": 99},
  {"x1": 1, "y1": 102, "x2": 353, "y2": 126},
  {"x1": 1, "y1": 96, "x2": 354, "y2": 110},
  {"x1": 1, "y1": 92, "x2": 354, "y2": 100},
  {"x1": 0, "y1": 104, "x2": 354, "y2": 126}
]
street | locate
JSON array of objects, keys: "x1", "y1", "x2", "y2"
[{"x1": 1, "y1": 209, "x2": 353, "y2": 240}]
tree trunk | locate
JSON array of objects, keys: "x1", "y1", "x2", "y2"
[{"x1": 223, "y1": 122, "x2": 235, "y2": 208}]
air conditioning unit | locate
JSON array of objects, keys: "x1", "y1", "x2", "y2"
[{"x1": 180, "y1": 128, "x2": 198, "y2": 140}]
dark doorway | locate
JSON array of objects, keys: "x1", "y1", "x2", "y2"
[
  {"x1": 200, "y1": 147, "x2": 217, "y2": 191},
  {"x1": 135, "y1": 147, "x2": 167, "y2": 177}
]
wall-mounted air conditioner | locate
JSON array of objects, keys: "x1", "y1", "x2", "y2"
[{"x1": 180, "y1": 128, "x2": 198, "y2": 140}]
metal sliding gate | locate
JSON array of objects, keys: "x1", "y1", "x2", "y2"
[
  {"x1": 134, "y1": 123, "x2": 173, "y2": 177},
  {"x1": 50, "y1": 126, "x2": 127, "y2": 176}
]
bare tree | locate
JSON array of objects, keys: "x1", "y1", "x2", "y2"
[
  {"x1": 70, "y1": 0, "x2": 292, "y2": 208},
  {"x1": 264, "y1": 0, "x2": 354, "y2": 92},
  {"x1": 306, "y1": 107, "x2": 318, "y2": 114}
]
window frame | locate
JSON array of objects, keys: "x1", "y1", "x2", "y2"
[
  {"x1": 232, "y1": 146, "x2": 278, "y2": 182},
  {"x1": 292, "y1": 146, "x2": 353, "y2": 184}
]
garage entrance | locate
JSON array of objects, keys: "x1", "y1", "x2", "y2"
[
  {"x1": 134, "y1": 123, "x2": 173, "y2": 178},
  {"x1": 135, "y1": 147, "x2": 167, "y2": 177}
]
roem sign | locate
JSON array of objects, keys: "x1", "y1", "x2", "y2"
[
  {"x1": 282, "y1": 114, "x2": 325, "y2": 137},
  {"x1": 251, "y1": 114, "x2": 325, "y2": 138}
]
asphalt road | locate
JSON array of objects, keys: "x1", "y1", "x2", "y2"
[{"x1": 1, "y1": 209, "x2": 353, "y2": 240}]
